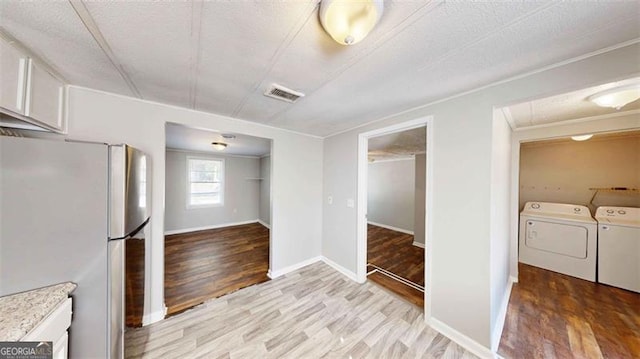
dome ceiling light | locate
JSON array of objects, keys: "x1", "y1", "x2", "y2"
[
  {"x1": 587, "y1": 85, "x2": 640, "y2": 110},
  {"x1": 211, "y1": 142, "x2": 227, "y2": 151},
  {"x1": 571, "y1": 134, "x2": 593, "y2": 141},
  {"x1": 319, "y1": 0, "x2": 384, "y2": 46}
]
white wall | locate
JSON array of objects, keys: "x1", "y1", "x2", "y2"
[
  {"x1": 322, "y1": 43, "x2": 640, "y2": 351},
  {"x1": 489, "y1": 110, "x2": 512, "y2": 351},
  {"x1": 65, "y1": 87, "x2": 323, "y2": 324},
  {"x1": 414, "y1": 154, "x2": 426, "y2": 245},
  {"x1": 519, "y1": 134, "x2": 640, "y2": 210},
  {"x1": 367, "y1": 158, "x2": 415, "y2": 232},
  {"x1": 165, "y1": 150, "x2": 261, "y2": 232},
  {"x1": 259, "y1": 155, "x2": 271, "y2": 226}
]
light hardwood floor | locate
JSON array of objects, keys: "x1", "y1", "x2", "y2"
[{"x1": 125, "y1": 262, "x2": 477, "y2": 359}]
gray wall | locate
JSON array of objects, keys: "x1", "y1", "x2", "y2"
[
  {"x1": 259, "y1": 155, "x2": 271, "y2": 226},
  {"x1": 165, "y1": 149, "x2": 260, "y2": 232},
  {"x1": 414, "y1": 154, "x2": 426, "y2": 245},
  {"x1": 367, "y1": 159, "x2": 415, "y2": 232},
  {"x1": 519, "y1": 134, "x2": 640, "y2": 211},
  {"x1": 322, "y1": 44, "x2": 640, "y2": 349}
]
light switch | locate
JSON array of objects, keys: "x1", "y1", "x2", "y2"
[
  {"x1": 327, "y1": 196, "x2": 333, "y2": 205},
  {"x1": 347, "y1": 199, "x2": 354, "y2": 208}
]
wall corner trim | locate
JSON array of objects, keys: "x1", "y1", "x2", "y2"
[
  {"x1": 428, "y1": 317, "x2": 496, "y2": 359},
  {"x1": 267, "y1": 256, "x2": 323, "y2": 279},
  {"x1": 491, "y1": 276, "x2": 516, "y2": 352},
  {"x1": 321, "y1": 256, "x2": 359, "y2": 282},
  {"x1": 164, "y1": 219, "x2": 259, "y2": 235},
  {"x1": 367, "y1": 221, "x2": 414, "y2": 235},
  {"x1": 266, "y1": 255, "x2": 360, "y2": 283},
  {"x1": 142, "y1": 305, "x2": 167, "y2": 326},
  {"x1": 257, "y1": 219, "x2": 271, "y2": 229},
  {"x1": 412, "y1": 241, "x2": 425, "y2": 248}
]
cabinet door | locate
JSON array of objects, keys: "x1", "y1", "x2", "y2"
[
  {"x1": 25, "y1": 59, "x2": 65, "y2": 131},
  {"x1": 0, "y1": 38, "x2": 28, "y2": 114}
]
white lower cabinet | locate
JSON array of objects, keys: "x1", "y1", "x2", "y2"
[
  {"x1": 22, "y1": 298, "x2": 72, "y2": 359},
  {"x1": 53, "y1": 332, "x2": 68, "y2": 359}
]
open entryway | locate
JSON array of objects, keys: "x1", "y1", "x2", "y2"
[
  {"x1": 357, "y1": 117, "x2": 434, "y2": 313},
  {"x1": 160, "y1": 123, "x2": 272, "y2": 317},
  {"x1": 496, "y1": 77, "x2": 640, "y2": 358}
]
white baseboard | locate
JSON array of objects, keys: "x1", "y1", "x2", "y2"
[
  {"x1": 267, "y1": 256, "x2": 322, "y2": 279},
  {"x1": 429, "y1": 317, "x2": 495, "y2": 359},
  {"x1": 257, "y1": 219, "x2": 271, "y2": 229},
  {"x1": 509, "y1": 275, "x2": 518, "y2": 284},
  {"x1": 142, "y1": 305, "x2": 167, "y2": 326},
  {"x1": 491, "y1": 277, "x2": 516, "y2": 352},
  {"x1": 412, "y1": 241, "x2": 425, "y2": 248},
  {"x1": 164, "y1": 219, "x2": 259, "y2": 235},
  {"x1": 321, "y1": 256, "x2": 358, "y2": 282},
  {"x1": 367, "y1": 221, "x2": 414, "y2": 235}
]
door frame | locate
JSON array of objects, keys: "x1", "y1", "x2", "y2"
[{"x1": 356, "y1": 115, "x2": 434, "y2": 318}]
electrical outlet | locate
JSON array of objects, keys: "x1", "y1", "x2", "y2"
[
  {"x1": 327, "y1": 196, "x2": 333, "y2": 205},
  {"x1": 347, "y1": 199, "x2": 354, "y2": 208}
]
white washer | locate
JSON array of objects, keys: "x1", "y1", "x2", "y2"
[
  {"x1": 596, "y1": 206, "x2": 640, "y2": 293},
  {"x1": 519, "y1": 202, "x2": 597, "y2": 281}
]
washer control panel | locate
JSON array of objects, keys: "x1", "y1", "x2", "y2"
[{"x1": 596, "y1": 206, "x2": 640, "y2": 224}]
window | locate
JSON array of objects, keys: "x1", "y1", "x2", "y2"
[{"x1": 187, "y1": 157, "x2": 224, "y2": 207}]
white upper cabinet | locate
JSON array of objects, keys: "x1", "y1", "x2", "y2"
[
  {"x1": 0, "y1": 38, "x2": 28, "y2": 115},
  {"x1": 25, "y1": 59, "x2": 65, "y2": 131},
  {"x1": 0, "y1": 35, "x2": 66, "y2": 133}
]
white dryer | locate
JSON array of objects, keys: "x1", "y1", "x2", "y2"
[
  {"x1": 596, "y1": 206, "x2": 640, "y2": 293},
  {"x1": 519, "y1": 202, "x2": 597, "y2": 281}
]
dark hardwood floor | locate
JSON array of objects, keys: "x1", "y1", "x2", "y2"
[
  {"x1": 164, "y1": 222, "x2": 270, "y2": 316},
  {"x1": 366, "y1": 224, "x2": 425, "y2": 308},
  {"x1": 125, "y1": 240, "x2": 145, "y2": 327},
  {"x1": 499, "y1": 263, "x2": 640, "y2": 358}
]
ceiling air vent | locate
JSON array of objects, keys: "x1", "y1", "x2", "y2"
[{"x1": 264, "y1": 84, "x2": 305, "y2": 103}]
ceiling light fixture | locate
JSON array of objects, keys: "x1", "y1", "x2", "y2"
[
  {"x1": 571, "y1": 134, "x2": 593, "y2": 141},
  {"x1": 587, "y1": 85, "x2": 640, "y2": 110},
  {"x1": 319, "y1": 0, "x2": 384, "y2": 46},
  {"x1": 211, "y1": 142, "x2": 227, "y2": 151}
]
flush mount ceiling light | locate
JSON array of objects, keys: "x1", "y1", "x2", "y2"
[
  {"x1": 571, "y1": 134, "x2": 593, "y2": 141},
  {"x1": 211, "y1": 142, "x2": 227, "y2": 151},
  {"x1": 587, "y1": 85, "x2": 640, "y2": 110},
  {"x1": 319, "y1": 0, "x2": 384, "y2": 46}
]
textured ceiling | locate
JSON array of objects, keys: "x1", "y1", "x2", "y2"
[
  {"x1": 504, "y1": 77, "x2": 640, "y2": 129},
  {"x1": 1, "y1": 1, "x2": 639, "y2": 137},
  {"x1": 368, "y1": 126, "x2": 425, "y2": 161},
  {"x1": 166, "y1": 123, "x2": 271, "y2": 157}
]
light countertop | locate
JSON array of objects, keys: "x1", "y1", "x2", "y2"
[{"x1": 0, "y1": 282, "x2": 76, "y2": 341}]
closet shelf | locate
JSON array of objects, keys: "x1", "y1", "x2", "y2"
[{"x1": 588, "y1": 187, "x2": 639, "y2": 207}]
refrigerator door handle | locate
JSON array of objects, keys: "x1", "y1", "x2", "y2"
[{"x1": 108, "y1": 217, "x2": 149, "y2": 241}]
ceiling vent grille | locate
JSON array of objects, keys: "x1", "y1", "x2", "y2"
[{"x1": 264, "y1": 84, "x2": 305, "y2": 103}]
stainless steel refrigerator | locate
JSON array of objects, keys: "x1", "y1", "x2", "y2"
[{"x1": 0, "y1": 135, "x2": 151, "y2": 359}]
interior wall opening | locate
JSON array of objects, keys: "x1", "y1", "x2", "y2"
[
  {"x1": 365, "y1": 127, "x2": 427, "y2": 309},
  {"x1": 496, "y1": 77, "x2": 640, "y2": 358},
  {"x1": 356, "y1": 116, "x2": 433, "y2": 317},
  {"x1": 126, "y1": 122, "x2": 273, "y2": 325}
]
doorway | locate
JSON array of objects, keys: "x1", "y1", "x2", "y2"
[
  {"x1": 356, "y1": 116, "x2": 434, "y2": 314},
  {"x1": 496, "y1": 77, "x2": 640, "y2": 357},
  {"x1": 162, "y1": 123, "x2": 273, "y2": 316}
]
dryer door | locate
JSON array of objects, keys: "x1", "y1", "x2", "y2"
[{"x1": 524, "y1": 220, "x2": 588, "y2": 258}]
